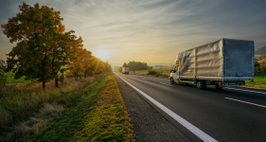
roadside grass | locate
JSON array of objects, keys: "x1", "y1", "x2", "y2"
[
  {"x1": 0, "y1": 75, "x2": 100, "y2": 141},
  {"x1": 36, "y1": 75, "x2": 134, "y2": 142},
  {"x1": 244, "y1": 73, "x2": 266, "y2": 90},
  {"x1": 132, "y1": 69, "x2": 170, "y2": 78},
  {"x1": 133, "y1": 70, "x2": 148, "y2": 75},
  {"x1": 152, "y1": 68, "x2": 170, "y2": 77}
]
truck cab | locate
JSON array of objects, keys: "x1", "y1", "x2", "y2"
[{"x1": 169, "y1": 65, "x2": 179, "y2": 84}]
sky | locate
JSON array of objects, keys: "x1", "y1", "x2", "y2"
[{"x1": 0, "y1": 0, "x2": 266, "y2": 66}]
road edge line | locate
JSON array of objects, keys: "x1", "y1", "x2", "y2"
[
  {"x1": 225, "y1": 97, "x2": 266, "y2": 108},
  {"x1": 224, "y1": 87, "x2": 266, "y2": 95},
  {"x1": 115, "y1": 73, "x2": 218, "y2": 142}
]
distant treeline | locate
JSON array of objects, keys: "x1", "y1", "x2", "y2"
[
  {"x1": 121, "y1": 61, "x2": 149, "y2": 72},
  {"x1": 0, "y1": 3, "x2": 111, "y2": 88}
]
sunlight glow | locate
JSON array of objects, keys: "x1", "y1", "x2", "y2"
[{"x1": 92, "y1": 46, "x2": 109, "y2": 61}]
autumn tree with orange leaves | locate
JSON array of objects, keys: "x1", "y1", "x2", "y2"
[
  {"x1": 67, "y1": 48, "x2": 111, "y2": 78},
  {"x1": 2, "y1": 3, "x2": 112, "y2": 88},
  {"x1": 1, "y1": 3, "x2": 84, "y2": 88},
  {"x1": 68, "y1": 47, "x2": 92, "y2": 78}
]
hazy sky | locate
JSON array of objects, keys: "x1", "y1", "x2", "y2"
[{"x1": 0, "y1": 0, "x2": 266, "y2": 66}]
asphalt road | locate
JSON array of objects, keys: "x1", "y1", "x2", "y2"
[{"x1": 115, "y1": 73, "x2": 266, "y2": 142}]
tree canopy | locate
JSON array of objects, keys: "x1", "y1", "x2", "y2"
[
  {"x1": 1, "y1": 2, "x2": 111, "y2": 88},
  {"x1": 0, "y1": 60, "x2": 6, "y2": 88},
  {"x1": 256, "y1": 58, "x2": 266, "y2": 73},
  {"x1": 122, "y1": 61, "x2": 149, "y2": 71}
]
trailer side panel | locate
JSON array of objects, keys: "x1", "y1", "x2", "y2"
[{"x1": 195, "y1": 40, "x2": 223, "y2": 79}]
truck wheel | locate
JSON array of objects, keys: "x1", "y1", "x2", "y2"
[
  {"x1": 215, "y1": 84, "x2": 223, "y2": 89},
  {"x1": 196, "y1": 81, "x2": 206, "y2": 89},
  {"x1": 170, "y1": 78, "x2": 175, "y2": 85}
]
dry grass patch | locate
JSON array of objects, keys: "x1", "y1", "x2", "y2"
[{"x1": 3, "y1": 103, "x2": 64, "y2": 141}]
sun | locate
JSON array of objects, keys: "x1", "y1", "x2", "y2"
[{"x1": 92, "y1": 47, "x2": 109, "y2": 61}]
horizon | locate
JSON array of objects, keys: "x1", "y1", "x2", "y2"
[{"x1": 1, "y1": 0, "x2": 266, "y2": 66}]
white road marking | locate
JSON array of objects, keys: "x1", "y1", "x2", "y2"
[
  {"x1": 115, "y1": 73, "x2": 218, "y2": 142},
  {"x1": 224, "y1": 87, "x2": 266, "y2": 95},
  {"x1": 225, "y1": 97, "x2": 266, "y2": 108}
]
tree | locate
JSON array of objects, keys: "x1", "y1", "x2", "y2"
[
  {"x1": 122, "y1": 62, "x2": 127, "y2": 67},
  {"x1": 94, "y1": 60, "x2": 111, "y2": 74},
  {"x1": 258, "y1": 58, "x2": 266, "y2": 72},
  {"x1": 255, "y1": 60, "x2": 261, "y2": 72},
  {"x1": 2, "y1": 3, "x2": 72, "y2": 88},
  {"x1": 67, "y1": 50, "x2": 112, "y2": 78},
  {"x1": 123, "y1": 61, "x2": 149, "y2": 71},
  {"x1": 68, "y1": 47, "x2": 91, "y2": 78},
  {"x1": 0, "y1": 60, "x2": 6, "y2": 89},
  {"x1": 51, "y1": 31, "x2": 83, "y2": 86}
]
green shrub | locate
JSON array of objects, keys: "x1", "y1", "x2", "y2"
[{"x1": 147, "y1": 70, "x2": 158, "y2": 76}]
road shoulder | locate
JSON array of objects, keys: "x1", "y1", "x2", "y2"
[{"x1": 115, "y1": 75, "x2": 192, "y2": 142}]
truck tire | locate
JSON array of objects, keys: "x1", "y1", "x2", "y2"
[
  {"x1": 170, "y1": 78, "x2": 175, "y2": 85},
  {"x1": 196, "y1": 81, "x2": 206, "y2": 89},
  {"x1": 215, "y1": 84, "x2": 223, "y2": 89}
]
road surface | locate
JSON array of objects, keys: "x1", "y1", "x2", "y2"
[{"x1": 115, "y1": 73, "x2": 266, "y2": 142}]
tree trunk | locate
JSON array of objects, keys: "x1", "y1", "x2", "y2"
[
  {"x1": 55, "y1": 77, "x2": 59, "y2": 87},
  {"x1": 42, "y1": 80, "x2": 46, "y2": 89},
  {"x1": 59, "y1": 75, "x2": 64, "y2": 84},
  {"x1": 41, "y1": 54, "x2": 47, "y2": 89}
]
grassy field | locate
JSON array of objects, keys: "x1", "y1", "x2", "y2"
[
  {"x1": 0, "y1": 74, "x2": 134, "y2": 141},
  {"x1": 244, "y1": 73, "x2": 266, "y2": 90},
  {"x1": 133, "y1": 68, "x2": 170, "y2": 78}
]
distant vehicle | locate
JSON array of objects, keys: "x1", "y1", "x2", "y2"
[
  {"x1": 169, "y1": 38, "x2": 254, "y2": 89},
  {"x1": 122, "y1": 67, "x2": 129, "y2": 74}
]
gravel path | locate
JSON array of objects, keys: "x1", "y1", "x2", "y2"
[{"x1": 115, "y1": 76, "x2": 193, "y2": 142}]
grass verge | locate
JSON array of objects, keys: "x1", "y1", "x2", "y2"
[
  {"x1": 132, "y1": 69, "x2": 169, "y2": 78},
  {"x1": 36, "y1": 75, "x2": 134, "y2": 142},
  {"x1": 243, "y1": 73, "x2": 266, "y2": 90}
]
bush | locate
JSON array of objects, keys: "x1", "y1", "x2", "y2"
[
  {"x1": 256, "y1": 58, "x2": 266, "y2": 73},
  {"x1": 147, "y1": 70, "x2": 158, "y2": 76},
  {"x1": 0, "y1": 76, "x2": 6, "y2": 89},
  {"x1": 0, "y1": 73, "x2": 6, "y2": 90},
  {"x1": 259, "y1": 58, "x2": 266, "y2": 72},
  {"x1": 0, "y1": 60, "x2": 6, "y2": 89}
]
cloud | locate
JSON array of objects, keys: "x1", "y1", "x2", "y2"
[{"x1": 0, "y1": 0, "x2": 265, "y2": 64}]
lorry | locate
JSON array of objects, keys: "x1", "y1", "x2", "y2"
[
  {"x1": 122, "y1": 67, "x2": 129, "y2": 74},
  {"x1": 169, "y1": 38, "x2": 254, "y2": 89}
]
